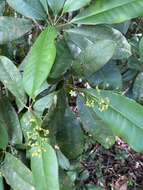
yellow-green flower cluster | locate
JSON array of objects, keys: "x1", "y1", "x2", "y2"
[
  {"x1": 26, "y1": 118, "x2": 49, "y2": 158},
  {"x1": 98, "y1": 97, "x2": 110, "y2": 112},
  {"x1": 86, "y1": 98, "x2": 95, "y2": 108}
]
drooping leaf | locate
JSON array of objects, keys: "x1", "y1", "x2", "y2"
[
  {"x1": 30, "y1": 142, "x2": 59, "y2": 190},
  {"x1": 47, "y1": 0, "x2": 65, "y2": 15},
  {"x1": 0, "y1": 97, "x2": 22, "y2": 145},
  {"x1": 63, "y1": 0, "x2": 91, "y2": 13},
  {"x1": 1, "y1": 153, "x2": 35, "y2": 190},
  {"x1": 77, "y1": 96, "x2": 115, "y2": 148},
  {"x1": 83, "y1": 88, "x2": 143, "y2": 152},
  {"x1": 0, "y1": 0, "x2": 5, "y2": 16},
  {"x1": 42, "y1": 91, "x2": 84, "y2": 159},
  {"x1": 72, "y1": 0, "x2": 143, "y2": 25},
  {"x1": 87, "y1": 61, "x2": 122, "y2": 90},
  {"x1": 65, "y1": 25, "x2": 131, "y2": 61},
  {"x1": 0, "y1": 56, "x2": 27, "y2": 109},
  {"x1": 7, "y1": 0, "x2": 47, "y2": 20},
  {"x1": 23, "y1": 26, "x2": 57, "y2": 99},
  {"x1": 0, "y1": 121, "x2": 8, "y2": 149},
  {"x1": 49, "y1": 40, "x2": 73, "y2": 82},
  {"x1": 0, "y1": 17, "x2": 32, "y2": 44},
  {"x1": 132, "y1": 72, "x2": 143, "y2": 103}
]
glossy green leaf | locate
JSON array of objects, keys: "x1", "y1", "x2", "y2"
[
  {"x1": 0, "y1": 121, "x2": 8, "y2": 149},
  {"x1": 83, "y1": 89, "x2": 143, "y2": 152},
  {"x1": 1, "y1": 153, "x2": 35, "y2": 190},
  {"x1": 87, "y1": 61, "x2": 122, "y2": 90},
  {"x1": 63, "y1": 0, "x2": 91, "y2": 13},
  {"x1": 139, "y1": 37, "x2": 143, "y2": 61},
  {"x1": 0, "y1": 97, "x2": 22, "y2": 145},
  {"x1": 0, "y1": 17, "x2": 32, "y2": 44},
  {"x1": 0, "y1": 56, "x2": 27, "y2": 109},
  {"x1": 0, "y1": 0, "x2": 5, "y2": 16},
  {"x1": 7, "y1": 0, "x2": 47, "y2": 20},
  {"x1": 30, "y1": 142, "x2": 59, "y2": 190},
  {"x1": 73, "y1": 39, "x2": 116, "y2": 77},
  {"x1": 77, "y1": 96, "x2": 115, "y2": 148},
  {"x1": 65, "y1": 25, "x2": 131, "y2": 61},
  {"x1": 23, "y1": 26, "x2": 57, "y2": 99},
  {"x1": 47, "y1": 0, "x2": 65, "y2": 15},
  {"x1": 72, "y1": 0, "x2": 143, "y2": 25},
  {"x1": 133, "y1": 72, "x2": 143, "y2": 103}
]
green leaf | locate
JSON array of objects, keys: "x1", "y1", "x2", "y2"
[
  {"x1": 132, "y1": 72, "x2": 143, "y2": 103},
  {"x1": 39, "y1": 0, "x2": 48, "y2": 14},
  {"x1": 139, "y1": 37, "x2": 143, "y2": 61},
  {"x1": 30, "y1": 142, "x2": 59, "y2": 190},
  {"x1": 47, "y1": 0, "x2": 65, "y2": 15},
  {"x1": 65, "y1": 25, "x2": 131, "y2": 61},
  {"x1": 56, "y1": 150, "x2": 70, "y2": 170},
  {"x1": 33, "y1": 92, "x2": 56, "y2": 114},
  {"x1": 7, "y1": 0, "x2": 47, "y2": 20},
  {"x1": 49, "y1": 40, "x2": 73, "y2": 82},
  {"x1": 0, "y1": 121, "x2": 8, "y2": 149},
  {"x1": 63, "y1": 0, "x2": 91, "y2": 13},
  {"x1": 0, "y1": 97, "x2": 22, "y2": 145},
  {"x1": 83, "y1": 89, "x2": 143, "y2": 152},
  {"x1": 73, "y1": 39, "x2": 116, "y2": 77},
  {"x1": 77, "y1": 96, "x2": 115, "y2": 148},
  {"x1": 0, "y1": 0, "x2": 5, "y2": 16},
  {"x1": 87, "y1": 61, "x2": 122, "y2": 90},
  {"x1": 59, "y1": 170, "x2": 74, "y2": 190},
  {"x1": 1, "y1": 153, "x2": 35, "y2": 190},
  {"x1": 72, "y1": 0, "x2": 143, "y2": 25},
  {"x1": 0, "y1": 176, "x2": 4, "y2": 190},
  {"x1": 0, "y1": 17, "x2": 32, "y2": 44},
  {"x1": 23, "y1": 26, "x2": 57, "y2": 99},
  {"x1": 0, "y1": 56, "x2": 27, "y2": 109}
]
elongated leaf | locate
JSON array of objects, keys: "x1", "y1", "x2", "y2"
[
  {"x1": 0, "y1": 122, "x2": 8, "y2": 149},
  {"x1": 63, "y1": 0, "x2": 91, "y2": 13},
  {"x1": 0, "y1": 0, "x2": 5, "y2": 16},
  {"x1": 0, "y1": 17, "x2": 32, "y2": 44},
  {"x1": 56, "y1": 150, "x2": 70, "y2": 170},
  {"x1": 23, "y1": 26, "x2": 57, "y2": 98},
  {"x1": 49, "y1": 40, "x2": 73, "y2": 82},
  {"x1": 7, "y1": 0, "x2": 46, "y2": 20},
  {"x1": 0, "y1": 97, "x2": 22, "y2": 145},
  {"x1": 83, "y1": 89, "x2": 143, "y2": 152},
  {"x1": 77, "y1": 96, "x2": 115, "y2": 148},
  {"x1": 47, "y1": 0, "x2": 65, "y2": 15},
  {"x1": 72, "y1": 0, "x2": 143, "y2": 25},
  {"x1": 0, "y1": 56, "x2": 27, "y2": 109},
  {"x1": 65, "y1": 25, "x2": 131, "y2": 61},
  {"x1": 1, "y1": 153, "x2": 35, "y2": 190},
  {"x1": 31, "y1": 142, "x2": 59, "y2": 190}
]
